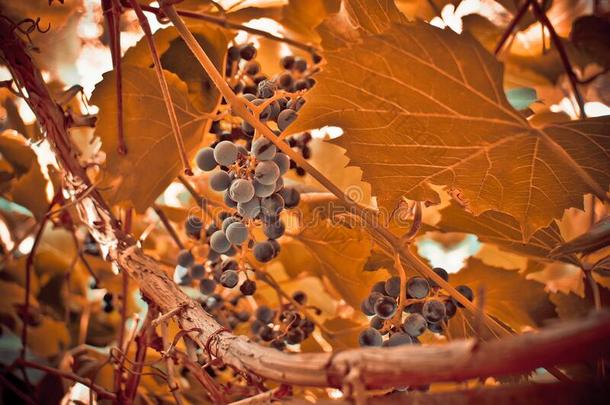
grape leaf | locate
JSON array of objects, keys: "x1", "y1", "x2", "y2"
[
  {"x1": 317, "y1": 0, "x2": 406, "y2": 50},
  {"x1": 122, "y1": 24, "x2": 229, "y2": 113},
  {"x1": 275, "y1": 198, "x2": 388, "y2": 308},
  {"x1": 91, "y1": 66, "x2": 208, "y2": 211},
  {"x1": 289, "y1": 22, "x2": 610, "y2": 239},
  {"x1": 281, "y1": 0, "x2": 341, "y2": 43},
  {"x1": 448, "y1": 258, "x2": 555, "y2": 338},
  {"x1": 551, "y1": 215, "x2": 610, "y2": 257},
  {"x1": 437, "y1": 202, "x2": 578, "y2": 265}
]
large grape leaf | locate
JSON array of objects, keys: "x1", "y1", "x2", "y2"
[
  {"x1": 92, "y1": 66, "x2": 208, "y2": 211},
  {"x1": 447, "y1": 258, "x2": 555, "y2": 338},
  {"x1": 288, "y1": 22, "x2": 610, "y2": 239}
]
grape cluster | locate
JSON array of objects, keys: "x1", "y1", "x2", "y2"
[
  {"x1": 358, "y1": 267, "x2": 474, "y2": 347},
  {"x1": 285, "y1": 132, "x2": 312, "y2": 176},
  {"x1": 249, "y1": 291, "x2": 316, "y2": 350}
]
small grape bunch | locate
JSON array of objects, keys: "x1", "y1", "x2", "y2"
[
  {"x1": 195, "y1": 136, "x2": 301, "y2": 264},
  {"x1": 102, "y1": 292, "x2": 114, "y2": 313},
  {"x1": 358, "y1": 268, "x2": 475, "y2": 347},
  {"x1": 198, "y1": 292, "x2": 253, "y2": 331},
  {"x1": 249, "y1": 291, "x2": 316, "y2": 351}
]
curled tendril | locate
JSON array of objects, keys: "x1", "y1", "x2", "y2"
[{"x1": 0, "y1": 16, "x2": 50, "y2": 47}]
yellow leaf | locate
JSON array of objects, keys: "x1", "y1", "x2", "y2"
[
  {"x1": 448, "y1": 258, "x2": 554, "y2": 337},
  {"x1": 91, "y1": 66, "x2": 209, "y2": 211},
  {"x1": 28, "y1": 318, "x2": 69, "y2": 358},
  {"x1": 289, "y1": 22, "x2": 610, "y2": 239}
]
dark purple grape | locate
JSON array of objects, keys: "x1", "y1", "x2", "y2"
[
  {"x1": 429, "y1": 267, "x2": 449, "y2": 288},
  {"x1": 402, "y1": 313, "x2": 427, "y2": 337},
  {"x1": 240, "y1": 280, "x2": 257, "y2": 296},
  {"x1": 422, "y1": 300, "x2": 446, "y2": 323},
  {"x1": 454, "y1": 285, "x2": 474, "y2": 307},
  {"x1": 255, "y1": 305, "x2": 275, "y2": 324},
  {"x1": 370, "y1": 316, "x2": 384, "y2": 330},
  {"x1": 374, "y1": 296, "x2": 397, "y2": 320},
  {"x1": 384, "y1": 332, "x2": 413, "y2": 347},
  {"x1": 385, "y1": 276, "x2": 401, "y2": 298},
  {"x1": 358, "y1": 328, "x2": 383, "y2": 347},
  {"x1": 406, "y1": 277, "x2": 430, "y2": 299}
]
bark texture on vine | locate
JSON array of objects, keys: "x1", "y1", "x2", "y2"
[{"x1": 1, "y1": 14, "x2": 610, "y2": 395}]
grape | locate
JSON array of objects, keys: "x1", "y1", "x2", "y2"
[
  {"x1": 255, "y1": 305, "x2": 275, "y2": 323},
  {"x1": 263, "y1": 220, "x2": 285, "y2": 239},
  {"x1": 257, "y1": 80, "x2": 277, "y2": 99},
  {"x1": 253, "y1": 241, "x2": 275, "y2": 263},
  {"x1": 253, "y1": 179, "x2": 275, "y2": 198},
  {"x1": 455, "y1": 285, "x2": 474, "y2": 307},
  {"x1": 312, "y1": 53, "x2": 322, "y2": 64},
  {"x1": 229, "y1": 179, "x2": 255, "y2": 203},
  {"x1": 185, "y1": 215, "x2": 203, "y2": 238},
  {"x1": 220, "y1": 259, "x2": 239, "y2": 271},
  {"x1": 370, "y1": 316, "x2": 384, "y2": 330},
  {"x1": 259, "y1": 325, "x2": 275, "y2": 341},
  {"x1": 239, "y1": 43, "x2": 256, "y2": 60},
  {"x1": 225, "y1": 245, "x2": 237, "y2": 256},
  {"x1": 384, "y1": 276, "x2": 401, "y2": 298},
  {"x1": 226, "y1": 221, "x2": 248, "y2": 244},
  {"x1": 177, "y1": 250, "x2": 194, "y2": 267},
  {"x1": 254, "y1": 161, "x2": 280, "y2": 185},
  {"x1": 206, "y1": 223, "x2": 218, "y2": 237},
  {"x1": 272, "y1": 153, "x2": 290, "y2": 175},
  {"x1": 213, "y1": 141, "x2": 238, "y2": 166},
  {"x1": 244, "y1": 60, "x2": 260, "y2": 76},
  {"x1": 200, "y1": 279, "x2": 217, "y2": 295},
  {"x1": 444, "y1": 299, "x2": 457, "y2": 318},
  {"x1": 252, "y1": 138, "x2": 277, "y2": 161},
  {"x1": 103, "y1": 303, "x2": 114, "y2": 313},
  {"x1": 427, "y1": 322, "x2": 443, "y2": 334},
  {"x1": 422, "y1": 299, "x2": 446, "y2": 323},
  {"x1": 293, "y1": 57, "x2": 307, "y2": 73},
  {"x1": 300, "y1": 318, "x2": 315, "y2": 335},
  {"x1": 367, "y1": 291, "x2": 384, "y2": 307},
  {"x1": 286, "y1": 328, "x2": 305, "y2": 344},
  {"x1": 173, "y1": 265, "x2": 189, "y2": 284},
  {"x1": 190, "y1": 264, "x2": 206, "y2": 279},
  {"x1": 384, "y1": 333, "x2": 413, "y2": 347},
  {"x1": 278, "y1": 71, "x2": 293, "y2": 90},
  {"x1": 404, "y1": 302, "x2": 423, "y2": 314},
  {"x1": 358, "y1": 328, "x2": 383, "y2": 347},
  {"x1": 220, "y1": 270, "x2": 239, "y2": 288},
  {"x1": 252, "y1": 98, "x2": 272, "y2": 121},
  {"x1": 207, "y1": 249, "x2": 220, "y2": 263},
  {"x1": 250, "y1": 319, "x2": 264, "y2": 334},
  {"x1": 237, "y1": 198, "x2": 261, "y2": 219},
  {"x1": 228, "y1": 45, "x2": 240, "y2": 61},
  {"x1": 371, "y1": 281, "x2": 387, "y2": 295},
  {"x1": 402, "y1": 313, "x2": 427, "y2": 337},
  {"x1": 261, "y1": 194, "x2": 285, "y2": 218},
  {"x1": 360, "y1": 298, "x2": 375, "y2": 316},
  {"x1": 274, "y1": 177, "x2": 284, "y2": 192},
  {"x1": 429, "y1": 267, "x2": 449, "y2": 288},
  {"x1": 103, "y1": 293, "x2": 113, "y2": 303},
  {"x1": 236, "y1": 310, "x2": 250, "y2": 322},
  {"x1": 268, "y1": 237, "x2": 280, "y2": 257},
  {"x1": 221, "y1": 216, "x2": 239, "y2": 233},
  {"x1": 271, "y1": 339, "x2": 286, "y2": 351},
  {"x1": 279, "y1": 187, "x2": 300, "y2": 208},
  {"x1": 280, "y1": 55, "x2": 295, "y2": 70},
  {"x1": 195, "y1": 147, "x2": 217, "y2": 171},
  {"x1": 216, "y1": 193, "x2": 233, "y2": 210},
  {"x1": 292, "y1": 290, "x2": 307, "y2": 305},
  {"x1": 406, "y1": 277, "x2": 430, "y2": 299},
  {"x1": 210, "y1": 171, "x2": 232, "y2": 191},
  {"x1": 241, "y1": 120, "x2": 254, "y2": 136},
  {"x1": 286, "y1": 97, "x2": 305, "y2": 111},
  {"x1": 277, "y1": 109, "x2": 298, "y2": 131},
  {"x1": 294, "y1": 79, "x2": 310, "y2": 91},
  {"x1": 240, "y1": 279, "x2": 256, "y2": 295},
  {"x1": 374, "y1": 296, "x2": 397, "y2": 320},
  {"x1": 210, "y1": 230, "x2": 231, "y2": 253}
]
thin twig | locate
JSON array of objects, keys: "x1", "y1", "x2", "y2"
[
  {"x1": 528, "y1": 0, "x2": 586, "y2": 118},
  {"x1": 128, "y1": 0, "x2": 193, "y2": 175},
  {"x1": 161, "y1": 321, "x2": 185, "y2": 405},
  {"x1": 127, "y1": 2, "x2": 320, "y2": 54},
  {"x1": 494, "y1": 0, "x2": 530, "y2": 56},
  {"x1": 102, "y1": 0, "x2": 127, "y2": 154},
  {"x1": 0, "y1": 374, "x2": 37, "y2": 405},
  {"x1": 15, "y1": 359, "x2": 117, "y2": 400},
  {"x1": 153, "y1": 204, "x2": 185, "y2": 249},
  {"x1": 124, "y1": 306, "x2": 157, "y2": 402}
]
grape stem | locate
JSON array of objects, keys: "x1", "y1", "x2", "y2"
[{"x1": 127, "y1": 0, "x2": 193, "y2": 175}]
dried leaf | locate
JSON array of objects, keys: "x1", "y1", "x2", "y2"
[
  {"x1": 448, "y1": 258, "x2": 555, "y2": 336},
  {"x1": 551, "y1": 215, "x2": 610, "y2": 257},
  {"x1": 289, "y1": 22, "x2": 610, "y2": 239},
  {"x1": 91, "y1": 66, "x2": 208, "y2": 211}
]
